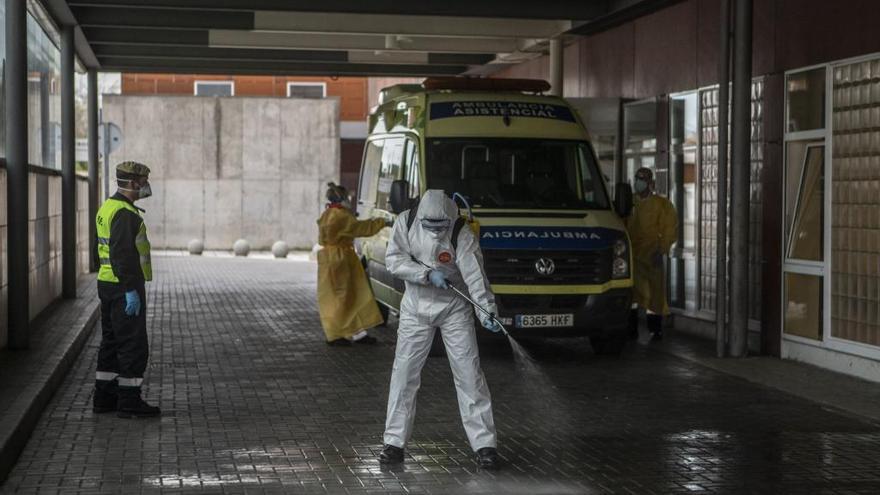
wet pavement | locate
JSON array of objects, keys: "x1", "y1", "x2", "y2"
[{"x1": 2, "y1": 254, "x2": 880, "y2": 494}]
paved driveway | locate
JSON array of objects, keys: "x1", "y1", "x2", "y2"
[{"x1": 2, "y1": 255, "x2": 880, "y2": 494}]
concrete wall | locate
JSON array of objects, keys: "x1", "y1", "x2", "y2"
[
  {"x1": 0, "y1": 169, "x2": 90, "y2": 349},
  {"x1": 102, "y1": 95, "x2": 340, "y2": 250}
]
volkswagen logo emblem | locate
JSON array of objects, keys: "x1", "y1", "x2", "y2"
[{"x1": 535, "y1": 258, "x2": 556, "y2": 276}]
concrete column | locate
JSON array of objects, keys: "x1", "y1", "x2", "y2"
[
  {"x1": 6, "y1": 0, "x2": 29, "y2": 349},
  {"x1": 549, "y1": 38, "x2": 563, "y2": 96},
  {"x1": 88, "y1": 69, "x2": 99, "y2": 273},
  {"x1": 728, "y1": 0, "x2": 753, "y2": 358},
  {"x1": 716, "y1": 0, "x2": 732, "y2": 358},
  {"x1": 61, "y1": 24, "x2": 77, "y2": 298}
]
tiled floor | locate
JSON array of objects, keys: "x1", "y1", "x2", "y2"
[{"x1": 2, "y1": 255, "x2": 880, "y2": 494}]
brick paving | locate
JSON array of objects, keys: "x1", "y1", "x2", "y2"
[{"x1": 2, "y1": 254, "x2": 880, "y2": 494}]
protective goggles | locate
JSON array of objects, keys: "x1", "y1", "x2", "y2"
[{"x1": 420, "y1": 218, "x2": 451, "y2": 233}]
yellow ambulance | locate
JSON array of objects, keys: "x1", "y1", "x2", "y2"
[{"x1": 356, "y1": 77, "x2": 634, "y2": 354}]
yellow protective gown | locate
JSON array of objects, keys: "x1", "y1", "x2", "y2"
[
  {"x1": 316, "y1": 207, "x2": 386, "y2": 341},
  {"x1": 626, "y1": 194, "x2": 678, "y2": 315}
]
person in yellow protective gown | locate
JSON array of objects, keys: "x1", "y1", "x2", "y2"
[
  {"x1": 317, "y1": 183, "x2": 389, "y2": 346},
  {"x1": 626, "y1": 167, "x2": 678, "y2": 341}
]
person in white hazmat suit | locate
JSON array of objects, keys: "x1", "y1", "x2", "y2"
[{"x1": 378, "y1": 189, "x2": 502, "y2": 470}]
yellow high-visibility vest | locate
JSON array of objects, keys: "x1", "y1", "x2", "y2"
[{"x1": 95, "y1": 198, "x2": 152, "y2": 283}]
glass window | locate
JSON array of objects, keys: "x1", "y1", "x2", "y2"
[
  {"x1": 786, "y1": 68, "x2": 826, "y2": 132},
  {"x1": 784, "y1": 273, "x2": 823, "y2": 340},
  {"x1": 425, "y1": 138, "x2": 609, "y2": 210},
  {"x1": 375, "y1": 137, "x2": 404, "y2": 211},
  {"x1": 194, "y1": 81, "x2": 234, "y2": 97},
  {"x1": 404, "y1": 139, "x2": 421, "y2": 199},
  {"x1": 785, "y1": 143, "x2": 824, "y2": 261},
  {"x1": 26, "y1": 12, "x2": 61, "y2": 169},
  {"x1": 830, "y1": 59, "x2": 880, "y2": 347},
  {"x1": 358, "y1": 140, "x2": 383, "y2": 206},
  {"x1": 287, "y1": 83, "x2": 326, "y2": 99},
  {"x1": 0, "y1": 1, "x2": 6, "y2": 157}
]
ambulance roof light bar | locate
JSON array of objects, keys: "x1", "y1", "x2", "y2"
[{"x1": 422, "y1": 77, "x2": 551, "y2": 93}]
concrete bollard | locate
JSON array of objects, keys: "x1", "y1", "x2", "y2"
[
  {"x1": 271, "y1": 241, "x2": 290, "y2": 259},
  {"x1": 233, "y1": 239, "x2": 250, "y2": 257},
  {"x1": 187, "y1": 239, "x2": 204, "y2": 255}
]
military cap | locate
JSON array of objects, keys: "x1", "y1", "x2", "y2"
[{"x1": 116, "y1": 161, "x2": 151, "y2": 180}]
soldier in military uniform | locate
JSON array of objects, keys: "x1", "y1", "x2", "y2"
[{"x1": 93, "y1": 161, "x2": 160, "y2": 418}]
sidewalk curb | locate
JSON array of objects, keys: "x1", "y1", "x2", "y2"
[
  {"x1": 0, "y1": 291, "x2": 99, "y2": 483},
  {"x1": 647, "y1": 336, "x2": 880, "y2": 425}
]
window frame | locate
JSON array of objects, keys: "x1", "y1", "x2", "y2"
[
  {"x1": 193, "y1": 80, "x2": 235, "y2": 97},
  {"x1": 375, "y1": 137, "x2": 405, "y2": 213},
  {"x1": 286, "y1": 82, "x2": 327, "y2": 99},
  {"x1": 403, "y1": 136, "x2": 422, "y2": 200},
  {"x1": 782, "y1": 65, "x2": 831, "y2": 350},
  {"x1": 780, "y1": 60, "x2": 880, "y2": 362},
  {"x1": 357, "y1": 138, "x2": 384, "y2": 210},
  {"x1": 785, "y1": 142, "x2": 825, "y2": 263}
]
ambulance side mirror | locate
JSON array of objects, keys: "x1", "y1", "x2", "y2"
[
  {"x1": 614, "y1": 183, "x2": 633, "y2": 218},
  {"x1": 389, "y1": 180, "x2": 411, "y2": 214}
]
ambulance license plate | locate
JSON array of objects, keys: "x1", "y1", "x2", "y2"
[{"x1": 515, "y1": 314, "x2": 574, "y2": 328}]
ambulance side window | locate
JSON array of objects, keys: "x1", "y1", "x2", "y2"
[
  {"x1": 404, "y1": 138, "x2": 421, "y2": 199},
  {"x1": 376, "y1": 137, "x2": 405, "y2": 212},
  {"x1": 359, "y1": 139, "x2": 383, "y2": 206}
]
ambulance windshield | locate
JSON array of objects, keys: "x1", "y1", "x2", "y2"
[{"x1": 426, "y1": 138, "x2": 610, "y2": 210}]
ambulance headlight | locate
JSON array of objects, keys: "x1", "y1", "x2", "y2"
[{"x1": 612, "y1": 238, "x2": 630, "y2": 279}]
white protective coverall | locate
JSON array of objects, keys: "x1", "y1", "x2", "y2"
[{"x1": 383, "y1": 190, "x2": 498, "y2": 452}]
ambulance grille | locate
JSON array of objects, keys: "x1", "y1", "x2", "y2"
[
  {"x1": 482, "y1": 249, "x2": 611, "y2": 285},
  {"x1": 497, "y1": 294, "x2": 589, "y2": 310}
]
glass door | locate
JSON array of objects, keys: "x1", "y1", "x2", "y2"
[
  {"x1": 623, "y1": 98, "x2": 658, "y2": 187},
  {"x1": 669, "y1": 92, "x2": 699, "y2": 311}
]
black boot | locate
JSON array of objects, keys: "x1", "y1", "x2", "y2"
[
  {"x1": 378, "y1": 444, "x2": 404, "y2": 464},
  {"x1": 353, "y1": 335, "x2": 378, "y2": 345},
  {"x1": 628, "y1": 309, "x2": 639, "y2": 340},
  {"x1": 475, "y1": 447, "x2": 500, "y2": 470},
  {"x1": 647, "y1": 314, "x2": 663, "y2": 341},
  {"x1": 117, "y1": 385, "x2": 161, "y2": 418},
  {"x1": 93, "y1": 379, "x2": 118, "y2": 413}
]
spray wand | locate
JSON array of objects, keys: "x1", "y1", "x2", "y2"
[{"x1": 410, "y1": 255, "x2": 510, "y2": 337}]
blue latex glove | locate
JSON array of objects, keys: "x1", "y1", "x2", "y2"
[
  {"x1": 481, "y1": 314, "x2": 502, "y2": 333},
  {"x1": 124, "y1": 290, "x2": 141, "y2": 316},
  {"x1": 427, "y1": 270, "x2": 449, "y2": 289}
]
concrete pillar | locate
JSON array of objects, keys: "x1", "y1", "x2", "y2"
[
  {"x1": 88, "y1": 69, "x2": 99, "y2": 273},
  {"x1": 6, "y1": 0, "x2": 29, "y2": 349},
  {"x1": 61, "y1": 24, "x2": 77, "y2": 298},
  {"x1": 716, "y1": 0, "x2": 732, "y2": 358},
  {"x1": 728, "y1": 0, "x2": 753, "y2": 358},
  {"x1": 549, "y1": 39, "x2": 563, "y2": 96}
]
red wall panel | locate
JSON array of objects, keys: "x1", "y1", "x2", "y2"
[
  {"x1": 632, "y1": 0, "x2": 698, "y2": 98},
  {"x1": 580, "y1": 24, "x2": 635, "y2": 98},
  {"x1": 121, "y1": 74, "x2": 369, "y2": 121}
]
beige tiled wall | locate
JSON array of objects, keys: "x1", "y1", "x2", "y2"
[{"x1": 0, "y1": 169, "x2": 91, "y2": 349}]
